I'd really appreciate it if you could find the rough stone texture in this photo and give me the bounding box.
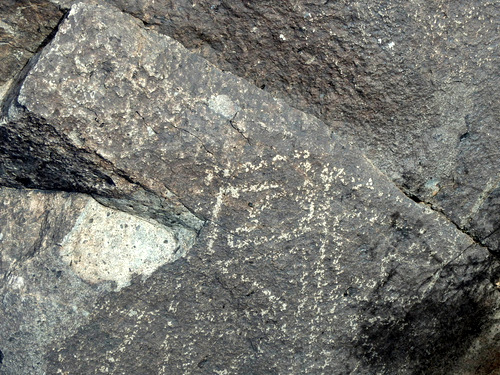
[49,0,500,255]
[0,0,63,103]
[0,188,104,375]
[0,187,198,374]
[59,197,197,290]
[451,311,500,375]
[0,3,499,373]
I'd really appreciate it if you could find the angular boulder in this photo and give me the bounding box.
[0,0,63,102]
[49,0,500,255]
[0,3,499,374]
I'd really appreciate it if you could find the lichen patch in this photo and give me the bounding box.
[59,198,190,290]
[208,94,240,119]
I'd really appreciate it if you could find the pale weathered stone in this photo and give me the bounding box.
[0,188,105,374]
[0,2,499,374]
[59,198,194,290]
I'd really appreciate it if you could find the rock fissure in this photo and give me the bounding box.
[88,146,205,229]
[228,112,251,144]
[163,119,216,157]
[2,88,205,234]
[400,185,499,259]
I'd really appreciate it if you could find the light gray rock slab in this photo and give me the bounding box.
[1,3,499,374]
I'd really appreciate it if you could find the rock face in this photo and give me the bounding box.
[0,187,195,373]
[0,186,200,374]
[0,3,499,374]
[48,0,500,257]
[0,0,63,101]
[0,189,189,374]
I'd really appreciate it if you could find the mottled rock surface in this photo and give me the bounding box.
[0,187,196,374]
[49,0,500,255]
[0,0,63,102]
[1,3,499,374]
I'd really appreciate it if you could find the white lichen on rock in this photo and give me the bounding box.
[59,198,188,290]
[208,94,240,119]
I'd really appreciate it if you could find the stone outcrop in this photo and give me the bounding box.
[0,0,63,101]
[0,188,195,373]
[0,1,499,374]
[47,0,500,257]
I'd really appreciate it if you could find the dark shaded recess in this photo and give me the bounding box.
[355,259,496,374]
[0,349,3,364]
[0,117,117,196]
[0,9,104,195]
[358,296,486,374]
[32,7,69,55]
[0,7,67,113]
[0,7,94,194]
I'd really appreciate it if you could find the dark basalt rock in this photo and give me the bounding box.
[0,186,200,374]
[0,188,107,375]
[0,0,63,102]
[49,0,500,255]
[0,3,498,374]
